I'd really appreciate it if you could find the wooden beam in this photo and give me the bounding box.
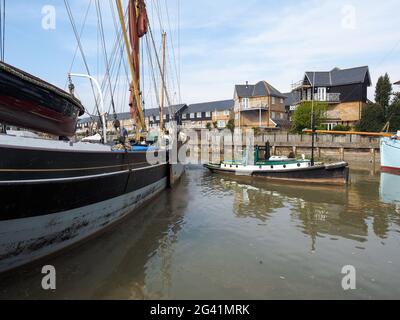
[303,130,393,137]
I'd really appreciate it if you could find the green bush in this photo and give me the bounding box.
[332,124,351,131]
[290,101,328,134]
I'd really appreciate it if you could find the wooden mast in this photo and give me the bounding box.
[159,31,166,132]
[115,0,146,132]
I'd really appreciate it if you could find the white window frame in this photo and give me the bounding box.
[206,111,211,117]
[190,113,195,119]
[242,98,249,109]
[317,87,327,101]
[182,113,187,119]
[272,97,276,104]
[196,112,202,118]
[271,111,276,119]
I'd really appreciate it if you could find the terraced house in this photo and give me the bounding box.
[181,100,234,129]
[291,66,372,129]
[234,81,289,130]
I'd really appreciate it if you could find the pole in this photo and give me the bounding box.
[311,72,316,166]
[69,73,107,144]
[159,31,166,132]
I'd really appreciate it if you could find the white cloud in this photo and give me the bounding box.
[178,0,400,104]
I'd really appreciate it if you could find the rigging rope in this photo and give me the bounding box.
[0,0,5,61]
[95,0,117,121]
[63,0,102,125]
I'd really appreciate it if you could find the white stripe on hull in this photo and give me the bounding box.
[0,177,167,273]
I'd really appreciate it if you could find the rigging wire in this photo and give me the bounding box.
[64,0,93,90]
[63,0,102,124]
[0,0,5,61]
[95,0,117,120]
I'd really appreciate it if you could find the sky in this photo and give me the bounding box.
[2,0,400,116]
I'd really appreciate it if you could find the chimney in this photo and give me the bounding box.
[245,81,249,88]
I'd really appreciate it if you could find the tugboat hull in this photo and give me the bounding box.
[204,162,349,185]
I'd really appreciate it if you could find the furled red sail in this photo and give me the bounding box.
[128,0,148,123]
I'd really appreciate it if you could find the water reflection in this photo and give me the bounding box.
[204,169,400,247]
[380,173,400,206]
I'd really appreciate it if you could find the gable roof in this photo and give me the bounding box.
[186,99,234,114]
[305,66,371,87]
[235,81,286,98]
[283,92,300,107]
[144,104,187,117]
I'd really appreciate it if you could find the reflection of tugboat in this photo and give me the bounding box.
[204,144,349,185]
[381,131,400,175]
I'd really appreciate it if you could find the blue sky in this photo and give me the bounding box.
[3,0,400,115]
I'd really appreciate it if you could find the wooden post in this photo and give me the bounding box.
[340,147,345,161]
[371,148,376,165]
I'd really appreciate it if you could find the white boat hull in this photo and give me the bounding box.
[381,137,400,174]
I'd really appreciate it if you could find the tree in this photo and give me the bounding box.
[386,93,400,131]
[356,103,385,132]
[375,73,392,116]
[226,119,235,133]
[206,122,212,131]
[290,101,328,134]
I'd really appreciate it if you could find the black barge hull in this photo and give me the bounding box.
[0,142,169,273]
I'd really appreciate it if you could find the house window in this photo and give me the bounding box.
[206,111,211,117]
[156,116,160,121]
[280,113,285,119]
[224,110,230,116]
[317,87,327,101]
[217,120,226,128]
[271,111,276,118]
[243,98,249,109]
[272,97,276,104]
[182,113,187,119]
[280,98,284,104]
[196,112,202,118]
[190,113,195,119]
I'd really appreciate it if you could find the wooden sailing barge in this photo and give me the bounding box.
[0,0,182,273]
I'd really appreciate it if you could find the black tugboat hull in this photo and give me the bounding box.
[204,162,349,186]
[0,62,85,137]
[0,138,169,273]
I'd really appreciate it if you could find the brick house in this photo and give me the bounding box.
[291,66,372,129]
[234,81,288,130]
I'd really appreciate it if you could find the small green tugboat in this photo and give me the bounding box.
[204,144,349,185]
